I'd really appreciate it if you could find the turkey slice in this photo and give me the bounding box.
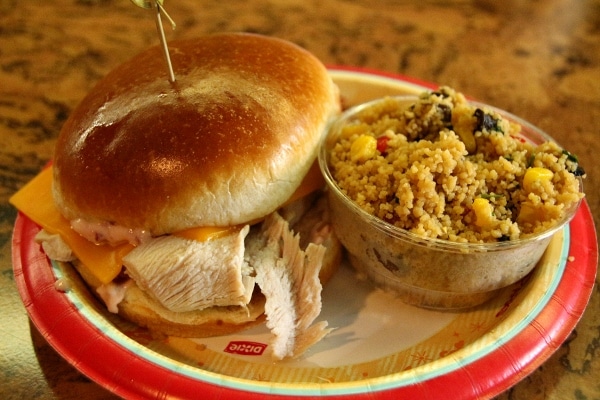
[122,225,254,313]
[246,212,331,360]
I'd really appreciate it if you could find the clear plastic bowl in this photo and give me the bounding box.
[319,96,583,309]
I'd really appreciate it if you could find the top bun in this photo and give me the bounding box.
[53,33,340,235]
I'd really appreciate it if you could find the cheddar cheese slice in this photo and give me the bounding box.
[10,167,131,284]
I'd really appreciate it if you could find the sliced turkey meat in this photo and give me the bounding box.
[122,225,254,313]
[34,230,76,262]
[246,212,331,360]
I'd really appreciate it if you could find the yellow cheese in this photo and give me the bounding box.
[284,160,325,205]
[9,162,325,285]
[9,167,132,284]
[173,225,242,241]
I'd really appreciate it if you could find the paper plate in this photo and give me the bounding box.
[12,68,598,399]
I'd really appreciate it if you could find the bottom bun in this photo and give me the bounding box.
[118,285,268,338]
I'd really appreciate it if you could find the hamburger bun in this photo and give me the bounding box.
[52,33,340,235]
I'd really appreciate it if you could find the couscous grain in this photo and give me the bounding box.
[328,87,585,244]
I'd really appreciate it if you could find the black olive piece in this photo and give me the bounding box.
[473,108,502,132]
[437,103,453,124]
[431,90,451,98]
[572,165,586,177]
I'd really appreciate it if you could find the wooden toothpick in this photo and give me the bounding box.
[154,0,176,82]
[130,0,176,83]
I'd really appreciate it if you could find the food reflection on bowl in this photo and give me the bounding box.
[319,88,585,309]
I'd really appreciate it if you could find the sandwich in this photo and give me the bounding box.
[10,33,342,360]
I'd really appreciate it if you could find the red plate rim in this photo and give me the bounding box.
[11,67,598,399]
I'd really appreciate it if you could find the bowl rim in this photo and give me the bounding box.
[318,95,583,253]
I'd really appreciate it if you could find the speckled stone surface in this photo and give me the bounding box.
[0,0,598,399]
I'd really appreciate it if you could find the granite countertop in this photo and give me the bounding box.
[1,0,598,398]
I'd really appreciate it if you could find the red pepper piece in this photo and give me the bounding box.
[377,136,390,154]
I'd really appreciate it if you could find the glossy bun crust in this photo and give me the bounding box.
[53,33,340,234]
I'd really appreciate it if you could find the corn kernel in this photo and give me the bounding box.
[517,203,540,225]
[350,135,378,162]
[473,197,495,228]
[523,167,553,192]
